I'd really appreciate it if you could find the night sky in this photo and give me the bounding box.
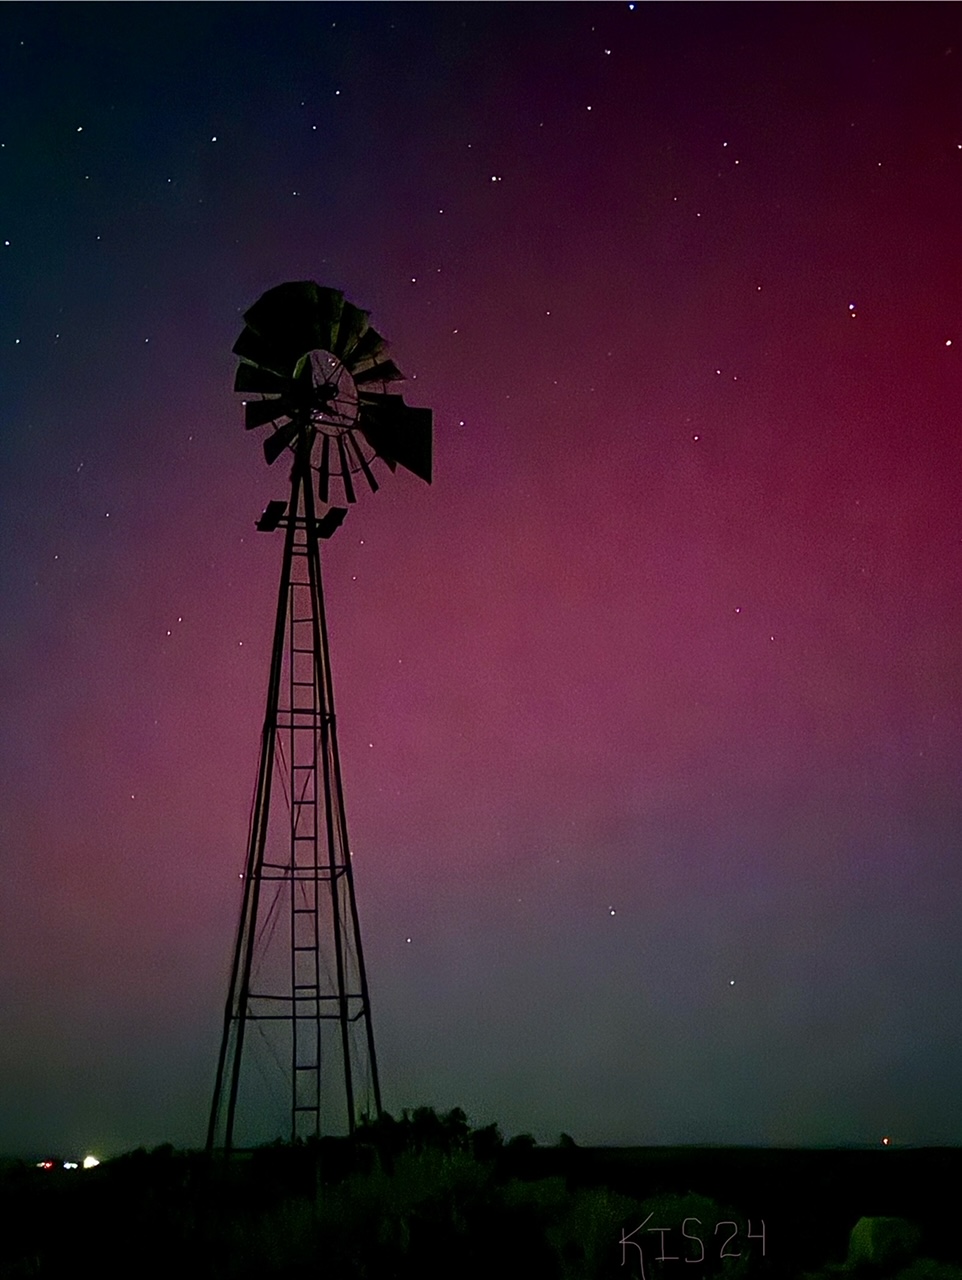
[2,2,962,1159]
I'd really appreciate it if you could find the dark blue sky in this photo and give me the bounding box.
[2,2,962,1158]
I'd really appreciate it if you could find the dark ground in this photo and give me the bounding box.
[1,1135,960,1279]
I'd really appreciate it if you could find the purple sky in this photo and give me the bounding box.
[2,2,962,1157]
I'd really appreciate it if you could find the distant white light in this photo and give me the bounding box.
[946,339,953,347]
[881,1136,891,1147]
[63,1161,78,1170]
[83,1155,100,1169]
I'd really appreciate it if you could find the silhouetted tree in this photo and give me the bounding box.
[441,1106,470,1151]
[470,1122,504,1163]
[506,1132,536,1151]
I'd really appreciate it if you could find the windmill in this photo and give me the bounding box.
[207,281,432,1153]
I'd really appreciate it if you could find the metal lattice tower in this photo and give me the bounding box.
[207,282,432,1153]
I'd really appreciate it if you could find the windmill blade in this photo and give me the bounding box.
[344,326,389,374]
[245,281,345,365]
[352,359,405,385]
[314,287,345,352]
[232,326,289,373]
[245,281,323,343]
[244,397,288,431]
[289,353,321,411]
[233,326,315,376]
[317,432,331,504]
[346,430,379,494]
[336,434,356,503]
[264,419,299,465]
[244,280,322,331]
[357,394,433,483]
[235,362,285,394]
[333,303,370,362]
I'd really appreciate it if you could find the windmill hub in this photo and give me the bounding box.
[298,349,358,424]
[233,281,433,505]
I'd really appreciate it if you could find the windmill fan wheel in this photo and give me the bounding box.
[233,281,432,504]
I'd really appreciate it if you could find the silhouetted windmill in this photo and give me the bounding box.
[207,282,432,1153]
